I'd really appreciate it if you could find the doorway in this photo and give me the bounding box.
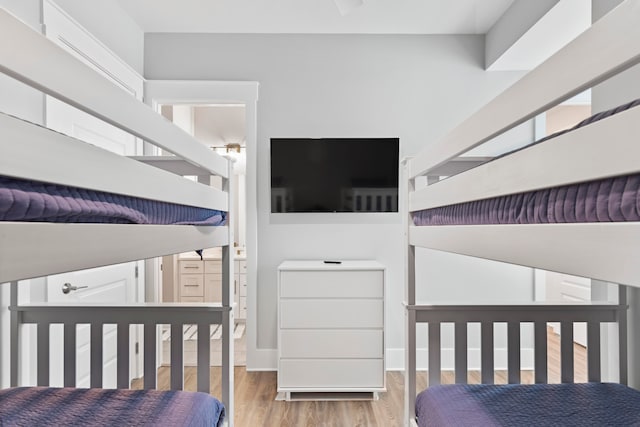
[145,79,258,370]
[159,103,247,366]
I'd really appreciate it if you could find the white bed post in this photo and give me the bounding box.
[618,285,628,386]
[403,158,417,427]
[9,281,18,387]
[221,159,235,426]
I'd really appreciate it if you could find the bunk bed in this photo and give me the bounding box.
[405,1,640,426]
[0,7,233,427]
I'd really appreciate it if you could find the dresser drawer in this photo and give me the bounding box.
[280,330,382,359]
[179,260,203,274]
[279,359,384,389]
[237,260,247,273]
[280,270,383,298]
[204,260,222,274]
[280,299,382,329]
[180,274,204,297]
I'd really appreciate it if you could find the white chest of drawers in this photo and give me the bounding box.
[277,260,385,398]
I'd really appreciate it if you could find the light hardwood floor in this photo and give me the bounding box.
[133,330,587,427]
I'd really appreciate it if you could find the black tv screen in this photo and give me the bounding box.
[270,138,399,213]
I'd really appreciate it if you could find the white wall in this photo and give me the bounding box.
[144,33,533,368]
[51,0,144,74]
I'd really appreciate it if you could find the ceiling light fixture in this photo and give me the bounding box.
[334,0,364,16]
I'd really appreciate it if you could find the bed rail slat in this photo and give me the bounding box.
[587,321,601,382]
[454,322,468,384]
[117,323,130,389]
[618,286,628,385]
[428,322,441,386]
[197,322,211,393]
[90,323,103,388]
[560,321,574,383]
[64,323,76,387]
[507,322,520,384]
[171,323,184,390]
[534,321,548,384]
[143,323,157,389]
[37,323,50,386]
[481,322,494,384]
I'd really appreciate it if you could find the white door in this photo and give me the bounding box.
[47,264,136,388]
[546,272,590,346]
[41,0,145,387]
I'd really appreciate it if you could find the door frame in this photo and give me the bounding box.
[144,80,260,368]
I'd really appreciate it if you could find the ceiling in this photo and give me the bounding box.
[115,0,515,35]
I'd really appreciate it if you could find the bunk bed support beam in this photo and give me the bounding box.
[619,285,628,385]
[409,224,640,289]
[9,282,18,387]
[0,223,229,284]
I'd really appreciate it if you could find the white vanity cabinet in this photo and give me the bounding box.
[178,257,246,320]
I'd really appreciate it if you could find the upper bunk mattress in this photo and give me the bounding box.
[416,382,640,427]
[0,176,226,225]
[412,99,640,226]
[0,387,225,426]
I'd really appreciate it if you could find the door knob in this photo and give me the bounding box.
[62,282,88,294]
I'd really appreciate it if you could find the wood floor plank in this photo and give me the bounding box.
[132,329,586,426]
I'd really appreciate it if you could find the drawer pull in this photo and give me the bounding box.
[184,266,200,269]
[184,284,201,287]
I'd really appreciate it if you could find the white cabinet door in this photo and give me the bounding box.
[47,263,136,388]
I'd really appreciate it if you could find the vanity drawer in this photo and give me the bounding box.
[179,260,203,274]
[180,274,204,297]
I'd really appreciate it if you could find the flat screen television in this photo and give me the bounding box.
[270,138,399,213]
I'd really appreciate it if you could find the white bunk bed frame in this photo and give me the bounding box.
[405,1,640,426]
[0,8,235,426]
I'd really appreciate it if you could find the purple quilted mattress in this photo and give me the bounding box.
[416,382,640,427]
[0,176,227,226]
[0,387,225,426]
[412,99,640,226]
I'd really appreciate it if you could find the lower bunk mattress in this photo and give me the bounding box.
[415,382,640,427]
[0,176,226,225]
[0,387,225,426]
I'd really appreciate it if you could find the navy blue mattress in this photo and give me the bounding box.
[416,383,640,427]
[412,99,640,226]
[0,176,227,226]
[0,387,225,426]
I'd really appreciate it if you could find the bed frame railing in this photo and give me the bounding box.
[9,283,233,404]
[409,0,640,180]
[0,8,227,178]
[405,293,628,426]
